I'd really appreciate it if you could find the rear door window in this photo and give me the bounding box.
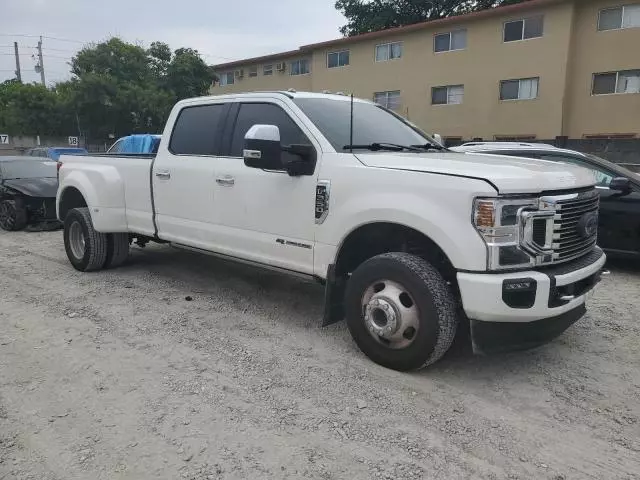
[169,104,228,156]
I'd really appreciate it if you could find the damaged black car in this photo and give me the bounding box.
[0,157,60,231]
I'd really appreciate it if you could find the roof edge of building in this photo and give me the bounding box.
[213,0,563,70]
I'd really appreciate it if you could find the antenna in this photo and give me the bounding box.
[349,93,354,153]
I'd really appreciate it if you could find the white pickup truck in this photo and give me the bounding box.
[56,91,607,371]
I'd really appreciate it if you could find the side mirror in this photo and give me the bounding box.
[432,133,443,146]
[610,177,631,193]
[243,124,316,176]
[244,124,283,170]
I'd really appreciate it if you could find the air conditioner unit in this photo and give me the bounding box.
[234,69,244,79]
[276,62,286,72]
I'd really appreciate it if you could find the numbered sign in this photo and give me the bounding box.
[68,136,79,146]
[0,134,8,145]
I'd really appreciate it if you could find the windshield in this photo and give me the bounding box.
[584,153,638,178]
[1,160,57,179]
[293,98,435,151]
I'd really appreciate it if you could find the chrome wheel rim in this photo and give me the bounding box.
[68,221,86,260]
[362,279,419,349]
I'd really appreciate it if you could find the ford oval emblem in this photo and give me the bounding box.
[578,212,598,239]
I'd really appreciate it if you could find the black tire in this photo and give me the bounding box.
[0,199,28,231]
[63,207,108,272]
[105,233,130,269]
[345,252,458,371]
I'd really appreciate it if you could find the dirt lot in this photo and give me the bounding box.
[0,229,639,480]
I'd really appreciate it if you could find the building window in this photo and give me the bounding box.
[494,135,537,141]
[434,30,467,52]
[593,70,640,95]
[290,59,310,76]
[373,90,401,110]
[598,4,640,30]
[500,77,539,100]
[219,72,234,86]
[263,64,273,76]
[503,16,544,42]
[375,42,403,61]
[249,66,258,78]
[431,85,464,105]
[327,50,350,68]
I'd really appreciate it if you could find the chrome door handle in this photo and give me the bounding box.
[216,176,235,186]
[155,171,171,179]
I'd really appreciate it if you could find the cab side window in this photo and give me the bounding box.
[170,104,227,156]
[229,103,312,168]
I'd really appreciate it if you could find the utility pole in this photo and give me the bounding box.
[37,36,45,86]
[13,42,22,82]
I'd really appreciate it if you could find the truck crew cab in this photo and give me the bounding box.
[56,91,607,371]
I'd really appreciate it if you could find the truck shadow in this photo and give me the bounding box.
[123,244,597,379]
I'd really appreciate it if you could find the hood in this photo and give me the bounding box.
[3,177,58,198]
[355,151,597,194]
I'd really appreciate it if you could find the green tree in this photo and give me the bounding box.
[164,47,216,100]
[336,0,527,36]
[60,37,214,142]
[0,37,215,143]
[0,80,72,136]
[71,38,151,84]
[148,41,172,78]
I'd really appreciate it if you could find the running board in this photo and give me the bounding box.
[170,243,319,283]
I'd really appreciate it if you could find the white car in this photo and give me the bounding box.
[56,92,607,370]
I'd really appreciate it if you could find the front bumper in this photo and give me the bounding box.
[469,304,586,354]
[457,248,607,352]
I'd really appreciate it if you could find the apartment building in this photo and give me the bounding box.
[212,0,640,142]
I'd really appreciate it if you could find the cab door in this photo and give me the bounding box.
[152,102,231,250]
[211,100,320,274]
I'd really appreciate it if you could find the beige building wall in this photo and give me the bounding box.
[213,0,640,141]
[565,0,640,138]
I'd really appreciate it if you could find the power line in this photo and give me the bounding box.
[43,47,78,53]
[43,35,86,44]
[0,52,70,59]
[0,34,87,44]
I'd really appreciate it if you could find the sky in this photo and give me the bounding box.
[0,0,346,85]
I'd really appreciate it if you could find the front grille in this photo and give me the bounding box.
[551,191,599,262]
[520,188,600,266]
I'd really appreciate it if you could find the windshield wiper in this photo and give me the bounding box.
[343,142,423,152]
[410,142,448,151]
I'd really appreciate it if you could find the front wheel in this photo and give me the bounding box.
[345,252,458,371]
[63,207,108,272]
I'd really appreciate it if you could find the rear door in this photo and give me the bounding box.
[152,101,231,249]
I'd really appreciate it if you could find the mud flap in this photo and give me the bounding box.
[470,304,586,355]
[322,264,346,326]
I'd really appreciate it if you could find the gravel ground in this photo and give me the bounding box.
[0,229,639,480]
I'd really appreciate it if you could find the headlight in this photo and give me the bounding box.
[473,197,538,270]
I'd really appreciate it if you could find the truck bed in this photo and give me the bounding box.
[58,153,157,237]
